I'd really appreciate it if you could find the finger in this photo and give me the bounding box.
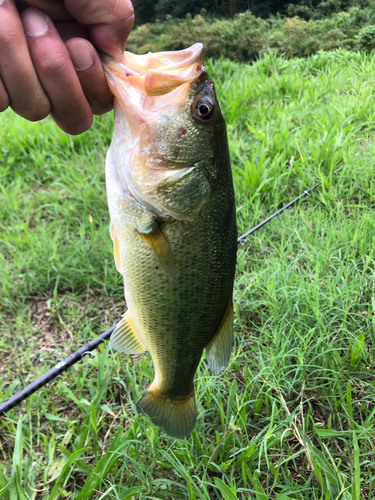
[0,0,51,120]
[64,0,134,61]
[66,38,113,115]
[15,0,71,21]
[22,8,93,134]
[0,77,10,112]
[55,20,88,43]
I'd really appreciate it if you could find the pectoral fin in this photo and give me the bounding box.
[205,300,234,375]
[110,312,146,354]
[136,219,177,282]
[109,223,122,274]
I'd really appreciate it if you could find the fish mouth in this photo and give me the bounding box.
[101,43,204,97]
[124,43,204,75]
[102,45,208,218]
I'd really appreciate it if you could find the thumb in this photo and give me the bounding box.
[64,0,134,61]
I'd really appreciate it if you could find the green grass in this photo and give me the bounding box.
[1,49,375,499]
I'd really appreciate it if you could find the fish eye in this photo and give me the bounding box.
[194,98,214,121]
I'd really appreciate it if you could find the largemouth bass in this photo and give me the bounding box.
[102,43,237,439]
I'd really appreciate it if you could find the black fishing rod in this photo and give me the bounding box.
[0,326,116,417]
[0,169,340,417]
[238,167,341,242]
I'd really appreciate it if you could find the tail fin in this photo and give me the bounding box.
[136,389,196,439]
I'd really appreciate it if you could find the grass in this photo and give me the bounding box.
[0,48,375,499]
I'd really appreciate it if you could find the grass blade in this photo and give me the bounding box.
[214,478,238,500]
[352,432,360,500]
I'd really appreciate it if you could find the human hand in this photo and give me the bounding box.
[0,0,134,134]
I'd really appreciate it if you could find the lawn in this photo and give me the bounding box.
[0,49,375,499]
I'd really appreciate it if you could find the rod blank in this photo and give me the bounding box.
[237,168,341,243]
[0,326,116,417]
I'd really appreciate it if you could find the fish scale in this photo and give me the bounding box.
[102,43,237,438]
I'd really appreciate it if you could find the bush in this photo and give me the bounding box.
[126,3,375,62]
[355,24,375,51]
[127,12,272,62]
[269,17,320,57]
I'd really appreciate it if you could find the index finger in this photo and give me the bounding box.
[64,0,134,61]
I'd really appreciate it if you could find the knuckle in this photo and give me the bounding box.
[65,120,92,135]
[0,27,19,53]
[0,99,9,113]
[37,51,70,76]
[10,88,51,121]
[91,101,113,116]
[54,110,93,135]
[21,105,50,122]
[119,0,135,22]
[108,0,134,25]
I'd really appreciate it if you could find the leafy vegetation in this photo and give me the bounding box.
[127,2,375,61]
[132,0,373,24]
[1,49,375,498]
[132,0,286,24]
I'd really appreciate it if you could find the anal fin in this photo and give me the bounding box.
[110,312,146,354]
[136,219,177,282]
[205,300,234,375]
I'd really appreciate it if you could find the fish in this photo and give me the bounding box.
[101,43,237,439]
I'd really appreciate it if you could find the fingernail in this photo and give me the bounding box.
[22,9,50,37]
[69,41,94,72]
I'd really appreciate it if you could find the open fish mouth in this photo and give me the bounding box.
[102,43,215,219]
[102,43,204,97]
[101,43,206,137]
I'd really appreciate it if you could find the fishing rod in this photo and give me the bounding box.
[0,326,116,417]
[0,169,340,417]
[238,167,341,243]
